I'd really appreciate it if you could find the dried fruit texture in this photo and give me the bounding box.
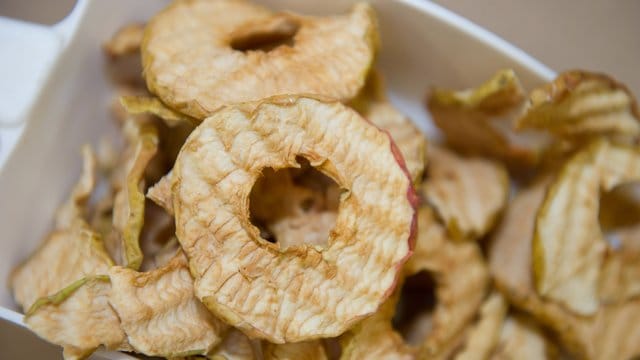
[533,140,640,315]
[599,230,640,304]
[491,315,556,360]
[353,71,427,184]
[147,171,174,215]
[454,293,508,360]
[263,341,328,360]
[103,23,145,58]
[423,145,509,240]
[490,181,640,360]
[24,276,128,360]
[427,69,543,167]
[108,120,159,269]
[10,143,111,316]
[209,329,256,360]
[172,96,416,342]
[142,0,378,118]
[108,252,227,357]
[405,207,489,358]
[120,95,197,127]
[516,70,640,139]
[55,145,97,229]
[10,223,113,312]
[269,211,337,250]
[339,288,415,360]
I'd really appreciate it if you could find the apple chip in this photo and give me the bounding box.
[24,276,128,360]
[142,0,378,118]
[55,145,97,229]
[109,120,159,269]
[598,227,640,304]
[172,95,416,342]
[516,70,640,139]
[339,287,415,360]
[209,329,256,360]
[491,315,556,360]
[269,211,336,251]
[423,145,509,240]
[120,95,197,127]
[103,23,144,58]
[263,341,328,360]
[533,140,640,314]
[490,180,640,360]
[353,71,427,184]
[405,207,489,358]
[147,171,174,215]
[10,223,113,312]
[454,293,508,360]
[427,69,543,167]
[108,251,227,357]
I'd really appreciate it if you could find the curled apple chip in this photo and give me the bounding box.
[492,315,556,360]
[423,145,509,240]
[599,228,640,304]
[490,181,640,360]
[427,69,544,167]
[339,287,415,360]
[120,95,197,127]
[103,23,145,58]
[108,251,227,357]
[142,0,378,118]
[405,207,489,358]
[209,329,256,360]
[353,71,427,184]
[109,120,159,269]
[516,71,640,138]
[55,145,97,229]
[172,95,416,342]
[533,140,640,315]
[454,293,508,360]
[147,171,174,215]
[263,341,328,360]
[24,276,128,360]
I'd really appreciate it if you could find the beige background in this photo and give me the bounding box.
[2,0,639,94]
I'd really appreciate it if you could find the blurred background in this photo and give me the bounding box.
[1,0,639,95]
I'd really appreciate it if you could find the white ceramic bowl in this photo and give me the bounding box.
[0,1,554,358]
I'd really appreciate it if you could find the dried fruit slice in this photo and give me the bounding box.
[109,120,159,269]
[103,23,145,58]
[263,341,328,360]
[598,226,640,304]
[209,329,256,360]
[10,223,113,311]
[491,315,556,360]
[405,207,489,358]
[427,69,544,167]
[423,145,509,240]
[120,95,197,127]
[172,95,416,342]
[147,171,174,215]
[24,276,128,360]
[55,145,97,229]
[339,287,415,360]
[108,251,227,357]
[269,211,336,251]
[353,71,427,184]
[142,0,378,118]
[454,293,508,360]
[490,181,640,360]
[533,140,640,315]
[516,71,640,138]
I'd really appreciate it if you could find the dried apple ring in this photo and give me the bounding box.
[142,0,378,118]
[172,95,417,343]
[533,140,640,315]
